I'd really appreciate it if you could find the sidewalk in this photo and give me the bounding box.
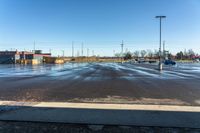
[1,101,200,128]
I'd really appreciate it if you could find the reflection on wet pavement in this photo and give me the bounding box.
[0,63,200,80]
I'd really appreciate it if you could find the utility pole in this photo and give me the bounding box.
[155,16,166,71]
[92,50,94,56]
[62,50,64,57]
[81,42,84,57]
[72,41,74,57]
[77,50,80,57]
[33,41,36,53]
[87,48,89,62]
[87,48,89,57]
[121,40,124,63]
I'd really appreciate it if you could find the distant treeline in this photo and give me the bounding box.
[114,49,199,60]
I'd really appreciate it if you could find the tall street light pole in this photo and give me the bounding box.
[121,40,124,63]
[155,16,166,71]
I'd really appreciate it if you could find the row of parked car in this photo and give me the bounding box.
[128,58,176,65]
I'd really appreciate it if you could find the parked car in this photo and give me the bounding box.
[164,60,176,65]
[193,59,200,63]
[138,58,145,63]
[149,60,157,64]
[128,59,137,64]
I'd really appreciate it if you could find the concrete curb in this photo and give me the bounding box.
[1,101,200,128]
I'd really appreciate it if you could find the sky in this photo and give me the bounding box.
[0,0,200,56]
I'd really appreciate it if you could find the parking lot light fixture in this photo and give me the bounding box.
[155,16,166,71]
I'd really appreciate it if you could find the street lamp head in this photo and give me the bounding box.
[155,16,166,18]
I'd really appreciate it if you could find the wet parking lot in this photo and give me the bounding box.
[0,62,200,106]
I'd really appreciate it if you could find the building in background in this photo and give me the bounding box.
[0,50,51,64]
[0,51,20,64]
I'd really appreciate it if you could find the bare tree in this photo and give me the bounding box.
[114,53,121,58]
[188,49,195,59]
[133,50,140,58]
[154,49,159,58]
[188,49,195,55]
[146,49,153,58]
[124,52,133,60]
[176,51,184,60]
[140,50,147,58]
[184,49,188,56]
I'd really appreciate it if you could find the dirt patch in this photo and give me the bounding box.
[68,96,189,105]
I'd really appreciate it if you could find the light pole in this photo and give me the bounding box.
[121,40,124,63]
[155,16,166,71]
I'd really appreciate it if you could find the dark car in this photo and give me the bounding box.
[164,60,176,65]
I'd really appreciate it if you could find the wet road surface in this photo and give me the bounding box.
[0,62,200,106]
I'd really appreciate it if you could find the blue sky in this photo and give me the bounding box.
[0,0,200,56]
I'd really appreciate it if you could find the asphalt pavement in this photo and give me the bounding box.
[0,62,200,105]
